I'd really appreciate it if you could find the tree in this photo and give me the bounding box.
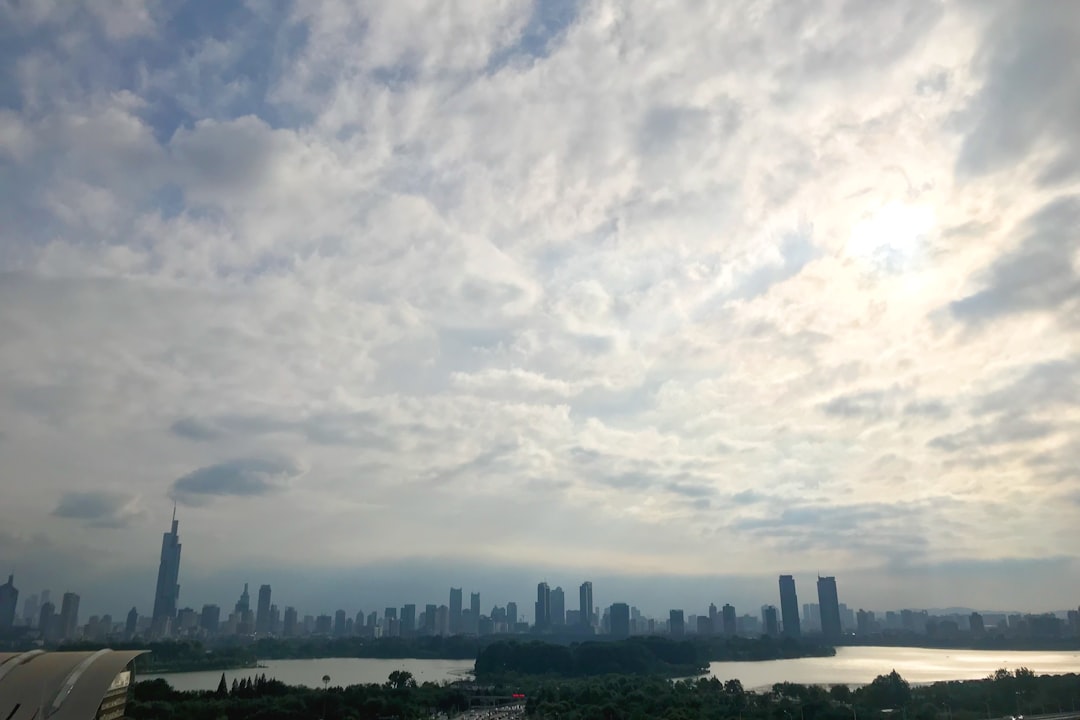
[865,670,912,709]
[216,672,228,697]
[387,670,416,690]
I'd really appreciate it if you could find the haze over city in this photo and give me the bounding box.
[1,0,1078,620]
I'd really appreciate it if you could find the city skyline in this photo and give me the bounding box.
[2,1,1079,618]
[3,515,1077,641]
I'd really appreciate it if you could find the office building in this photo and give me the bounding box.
[817,576,842,641]
[535,582,551,630]
[22,593,39,627]
[0,574,17,631]
[669,609,685,637]
[283,606,298,637]
[235,583,250,614]
[449,587,463,634]
[722,603,736,636]
[803,603,821,632]
[39,601,57,643]
[334,609,347,637]
[970,612,985,635]
[199,604,220,634]
[857,609,876,635]
[579,581,593,627]
[256,585,272,635]
[125,607,138,639]
[506,601,518,627]
[435,605,449,636]
[424,604,437,635]
[762,605,779,637]
[315,614,332,635]
[778,575,801,637]
[151,508,182,637]
[401,603,416,636]
[60,592,80,641]
[610,603,630,639]
[551,586,565,625]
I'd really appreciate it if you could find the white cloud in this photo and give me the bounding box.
[0,0,1078,615]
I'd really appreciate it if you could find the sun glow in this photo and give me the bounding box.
[847,203,935,272]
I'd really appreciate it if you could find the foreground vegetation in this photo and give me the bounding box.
[129,666,1080,720]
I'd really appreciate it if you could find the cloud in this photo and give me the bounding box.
[928,414,1057,453]
[170,416,221,441]
[818,390,887,420]
[903,399,951,419]
[1,0,1080,614]
[52,491,142,528]
[950,195,1080,324]
[957,3,1080,185]
[170,458,302,506]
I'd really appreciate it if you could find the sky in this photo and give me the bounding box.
[0,0,1078,620]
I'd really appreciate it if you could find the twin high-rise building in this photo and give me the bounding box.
[779,575,801,637]
[151,508,182,637]
[579,581,593,628]
[535,582,551,629]
[817,575,843,641]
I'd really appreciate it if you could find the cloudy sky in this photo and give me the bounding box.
[1,0,1078,620]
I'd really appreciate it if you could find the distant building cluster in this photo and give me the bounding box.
[3,515,1080,647]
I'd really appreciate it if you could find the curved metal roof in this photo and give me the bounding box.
[0,649,147,720]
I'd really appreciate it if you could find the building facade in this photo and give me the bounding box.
[151,510,182,637]
[778,575,801,637]
[817,576,842,641]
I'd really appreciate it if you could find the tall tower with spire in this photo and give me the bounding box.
[151,505,182,637]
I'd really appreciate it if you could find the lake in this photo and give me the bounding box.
[143,646,1080,692]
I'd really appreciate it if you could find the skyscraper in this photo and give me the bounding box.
[0,574,17,631]
[817,576,842,641]
[60,592,80,641]
[449,587,462,634]
[550,586,565,625]
[669,609,685,637]
[778,575,801,638]
[283,607,298,637]
[39,601,57,643]
[151,507,182,637]
[22,593,38,627]
[610,603,630,639]
[424,604,437,635]
[125,607,138,639]
[201,604,221,634]
[721,603,736,636]
[469,592,481,634]
[762,605,779,637]
[401,604,416,636]
[506,601,518,628]
[235,583,250,614]
[579,581,593,628]
[535,582,551,630]
[256,585,272,635]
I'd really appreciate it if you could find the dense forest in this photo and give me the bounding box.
[128,667,1080,720]
[474,636,835,679]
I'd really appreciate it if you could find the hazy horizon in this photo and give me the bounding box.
[1,1,1078,622]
